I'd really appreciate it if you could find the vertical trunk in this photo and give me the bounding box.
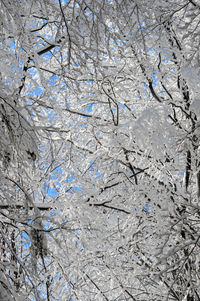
[196,169,200,198]
[185,150,191,192]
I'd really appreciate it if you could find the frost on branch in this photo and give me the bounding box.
[0,0,200,300]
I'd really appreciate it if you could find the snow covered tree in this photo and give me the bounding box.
[0,0,200,300]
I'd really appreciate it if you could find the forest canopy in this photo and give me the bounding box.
[0,0,200,300]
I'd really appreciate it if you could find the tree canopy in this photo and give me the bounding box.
[0,0,200,300]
